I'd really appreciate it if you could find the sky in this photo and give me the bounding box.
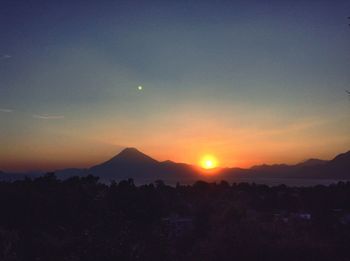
[0,0,350,172]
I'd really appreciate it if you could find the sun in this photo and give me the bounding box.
[200,155,218,169]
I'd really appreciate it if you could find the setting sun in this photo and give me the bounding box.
[200,155,218,169]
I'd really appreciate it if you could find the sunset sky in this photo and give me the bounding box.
[1,0,350,172]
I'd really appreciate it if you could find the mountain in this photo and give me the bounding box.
[100,147,159,165]
[296,158,328,167]
[88,148,350,182]
[89,148,158,177]
[50,149,350,182]
[329,151,350,166]
[319,151,350,179]
[234,152,349,179]
[2,148,349,183]
[89,148,199,182]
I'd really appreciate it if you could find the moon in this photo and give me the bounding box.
[138,85,143,91]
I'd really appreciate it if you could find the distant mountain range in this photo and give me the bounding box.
[1,148,350,183]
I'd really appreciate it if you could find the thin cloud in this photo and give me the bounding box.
[0,108,13,113]
[1,54,11,59]
[33,114,64,120]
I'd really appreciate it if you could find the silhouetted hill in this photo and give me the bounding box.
[248,164,293,177]
[330,151,350,166]
[234,152,349,179]
[89,148,198,182]
[88,148,350,181]
[319,151,350,179]
[296,158,328,167]
[2,149,349,183]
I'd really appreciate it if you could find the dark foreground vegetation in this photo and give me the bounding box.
[1,173,350,261]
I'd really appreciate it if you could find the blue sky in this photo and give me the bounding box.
[0,0,349,171]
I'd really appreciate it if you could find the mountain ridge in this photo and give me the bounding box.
[97,147,159,166]
[1,148,349,183]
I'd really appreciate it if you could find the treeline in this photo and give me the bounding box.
[0,173,350,261]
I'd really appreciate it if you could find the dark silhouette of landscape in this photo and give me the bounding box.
[1,173,350,260]
[1,151,350,261]
[1,147,349,184]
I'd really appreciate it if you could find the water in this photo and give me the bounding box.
[226,177,345,187]
[101,177,347,187]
